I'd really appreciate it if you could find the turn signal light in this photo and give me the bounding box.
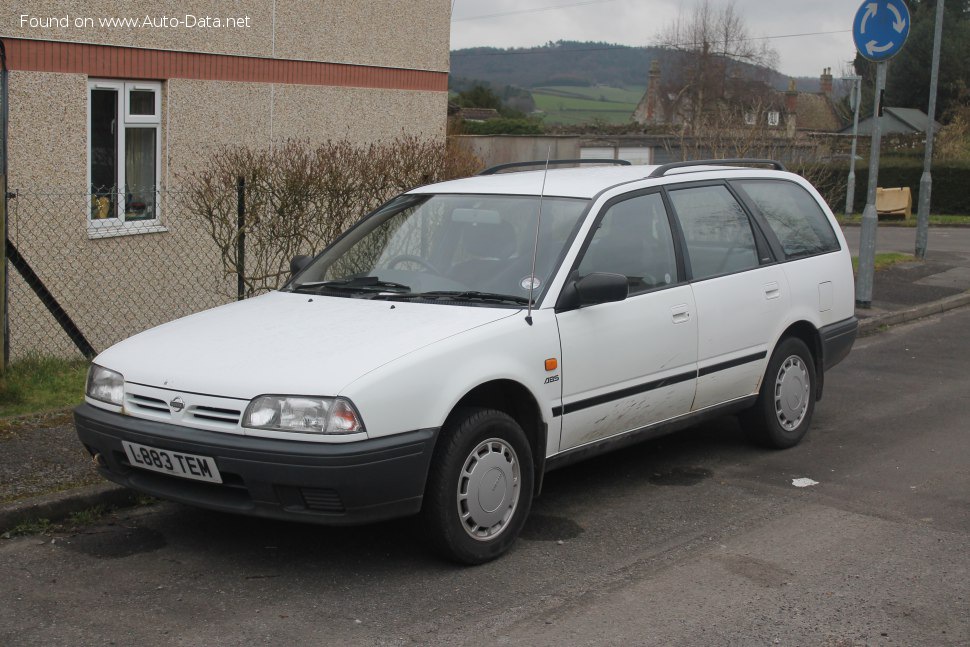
[545,358,558,371]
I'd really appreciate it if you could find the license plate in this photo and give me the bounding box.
[122,440,223,484]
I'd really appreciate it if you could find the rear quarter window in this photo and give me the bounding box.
[734,180,840,259]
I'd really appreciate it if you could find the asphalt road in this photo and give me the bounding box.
[2,308,968,646]
[841,224,970,256]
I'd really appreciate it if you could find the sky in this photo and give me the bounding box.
[450,0,863,79]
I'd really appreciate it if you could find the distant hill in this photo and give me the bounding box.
[450,41,829,127]
[450,41,822,95]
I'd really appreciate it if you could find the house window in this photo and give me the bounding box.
[88,80,163,235]
[767,110,780,127]
[744,112,756,126]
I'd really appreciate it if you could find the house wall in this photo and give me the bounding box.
[5,0,448,71]
[1,2,449,358]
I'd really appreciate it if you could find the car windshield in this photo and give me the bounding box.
[286,193,590,304]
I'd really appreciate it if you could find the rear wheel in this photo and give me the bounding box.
[422,408,534,564]
[744,337,817,449]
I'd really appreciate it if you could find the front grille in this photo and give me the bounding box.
[190,405,242,425]
[126,393,171,416]
[301,487,345,512]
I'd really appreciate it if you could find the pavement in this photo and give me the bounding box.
[2,224,969,534]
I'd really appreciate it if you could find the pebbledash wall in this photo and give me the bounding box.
[1,1,450,358]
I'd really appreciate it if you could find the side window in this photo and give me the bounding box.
[668,185,758,281]
[734,180,840,259]
[577,193,677,295]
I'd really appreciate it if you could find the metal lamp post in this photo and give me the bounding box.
[843,75,863,217]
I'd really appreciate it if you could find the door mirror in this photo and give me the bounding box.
[290,255,312,277]
[556,272,629,312]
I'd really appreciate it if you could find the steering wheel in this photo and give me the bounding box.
[384,254,443,275]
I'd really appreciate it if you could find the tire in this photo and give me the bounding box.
[422,408,534,565]
[743,337,817,449]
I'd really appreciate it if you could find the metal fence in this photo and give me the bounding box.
[5,186,238,360]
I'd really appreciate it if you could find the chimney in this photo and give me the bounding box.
[820,67,833,95]
[646,59,661,123]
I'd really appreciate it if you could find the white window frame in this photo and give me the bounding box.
[124,82,162,124]
[767,110,781,127]
[87,79,165,238]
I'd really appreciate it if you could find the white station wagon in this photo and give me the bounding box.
[76,159,858,563]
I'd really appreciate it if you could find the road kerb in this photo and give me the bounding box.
[858,289,970,335]
[0,483,138,534]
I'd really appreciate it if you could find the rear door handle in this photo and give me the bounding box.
[764,282,781,300]
[671,304,691,324]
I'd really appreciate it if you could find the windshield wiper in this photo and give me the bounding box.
[291,277,411,294]
[381,290,531,305]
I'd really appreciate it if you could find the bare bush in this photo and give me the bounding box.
[184,136,482,296]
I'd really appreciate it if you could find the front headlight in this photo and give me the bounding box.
[86,364,124,406]
[242,396,365,435]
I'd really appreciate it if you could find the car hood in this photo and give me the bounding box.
[95,291,519,399]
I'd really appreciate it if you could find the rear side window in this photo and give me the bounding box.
[667,185,758,281]
[734,180,840,259]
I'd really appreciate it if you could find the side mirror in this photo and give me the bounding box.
[290,255,312,277]
[556,272,629,312]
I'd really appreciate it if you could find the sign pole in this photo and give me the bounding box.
[844,76,862,217]
[915,0,944,260]
[855,62,886,308]
[851,0,909,308]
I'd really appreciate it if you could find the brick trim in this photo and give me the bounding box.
[2,38,447,91]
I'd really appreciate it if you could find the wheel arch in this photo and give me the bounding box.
[777,320,824,400]
[441,379,548,496]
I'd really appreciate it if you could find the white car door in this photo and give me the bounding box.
[666,183,789,411]
[555,191,698,452]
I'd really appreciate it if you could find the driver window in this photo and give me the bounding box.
[577,192,678,295]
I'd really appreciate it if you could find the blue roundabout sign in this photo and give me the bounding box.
[853,0,911,61]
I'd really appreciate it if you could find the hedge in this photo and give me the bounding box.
[801,161,970,215]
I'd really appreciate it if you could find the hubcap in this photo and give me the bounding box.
[774,355,810,431]
[456,438,521,541]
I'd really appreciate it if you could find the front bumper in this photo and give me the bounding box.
[74,403,438,525]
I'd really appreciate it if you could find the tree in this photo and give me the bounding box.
[455,84,503,110]
[656,0,778,134]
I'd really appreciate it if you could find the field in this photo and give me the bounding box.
[531,85,644,126]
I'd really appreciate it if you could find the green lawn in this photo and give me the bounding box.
[837,214,970,227]
[0,357,88,419]
[851,252,917,273]
[532,85,642,126]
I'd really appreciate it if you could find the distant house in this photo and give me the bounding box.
[632,64,849,135]
[841,107,941,136]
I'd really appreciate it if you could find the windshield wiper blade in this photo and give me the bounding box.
[292,277,411,293]
[383,290,531,305]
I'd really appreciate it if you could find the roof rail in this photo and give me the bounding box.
[647,158,786,178]
[478,159,631,176]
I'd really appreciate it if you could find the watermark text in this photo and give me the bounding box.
[19,14,252,30]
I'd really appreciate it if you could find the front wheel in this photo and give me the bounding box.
[422,408,534,564]
[743,337,817,449]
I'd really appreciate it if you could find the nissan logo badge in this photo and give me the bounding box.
[170,397,185,412]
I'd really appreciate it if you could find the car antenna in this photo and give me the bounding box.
[525,148,551,326]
